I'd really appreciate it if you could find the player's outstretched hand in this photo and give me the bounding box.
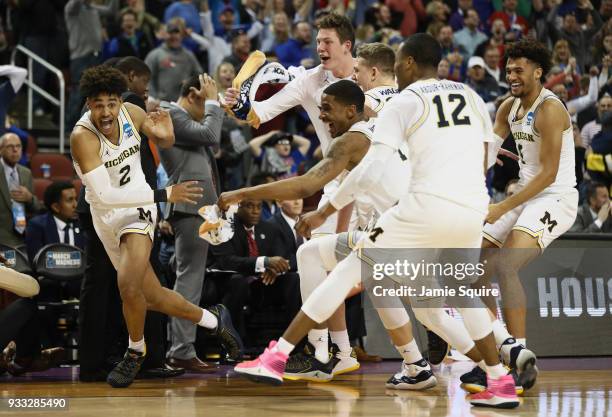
[485,203,506,224]
[222,88,239,107]
[295,210,327,239]
[217,190,244,211]
[167,181,204,204]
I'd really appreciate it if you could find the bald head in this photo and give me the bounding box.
[0,133,22,167]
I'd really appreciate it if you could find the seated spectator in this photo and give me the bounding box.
[552,39,576,73]
[582,94,612,150]
[453,8,488,57]
[570,181,612,232]
[275,21,317,69]
[437,57,452,80]
[368,3,393,31]
[250,131,311,180]
[268,199,304,271]
[103,9,153,60]
[587,112,612,192]
[386,0,426,37]
[144,19,202,102]
[223,30,253,73]
[0,133,40,248]
[261,12,291,53]
[25,182,83,262]
[120,0,161,48]
[209,199,301,341]
[465,56,501,107]
[250,173,279,220]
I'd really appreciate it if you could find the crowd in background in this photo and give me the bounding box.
[1,0,612,378]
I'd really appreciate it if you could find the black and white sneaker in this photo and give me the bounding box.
[206,304,244,361]
[425,329,449,365]
[500,338,538,390]
[460,365,524,395]
[385,359,437,390]
[283,342,335,382]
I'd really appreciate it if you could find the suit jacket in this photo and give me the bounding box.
[0,162,41,247]
[268,211,301,271]
[160,101,224,217]
[569,203,612,233]
[24,212,85,262]
[209,217,285,276]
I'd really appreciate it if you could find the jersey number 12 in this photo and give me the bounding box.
[432,94,471,128]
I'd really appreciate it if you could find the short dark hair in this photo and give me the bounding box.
[323,80,365,113]
[180,75,201,97]
[356,43,395,76]
[116,56,151,77]
[316,13,355,51]
[504,38,551,83]
[587,181,608,201]
[102,57,121,68]
[120,8,137,22]
[399,33,442,68]
[80,65,127,99]
[251,172,278,186]
[44,181,74,212]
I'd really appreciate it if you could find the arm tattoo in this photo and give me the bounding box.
[309,139,350,179]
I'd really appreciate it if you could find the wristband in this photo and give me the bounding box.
[154,189,168,203]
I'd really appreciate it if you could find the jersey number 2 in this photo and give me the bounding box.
[119,165,131,186]
[432,94,471,128]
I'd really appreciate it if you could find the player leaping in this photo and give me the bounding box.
[71,67,243,388]
[462,38,578,393]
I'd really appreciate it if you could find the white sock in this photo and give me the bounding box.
[491,320,513,348]
[128,337,145,354]
[308,328,329,363]
[275,338,295,356]
[330,330,351,357]
[517,338,526,347]
[486,363,507,379]
[198,308,218,329]
[395,339,423,364]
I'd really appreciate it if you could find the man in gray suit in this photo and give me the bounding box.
[160,74,225,372]
[570,181,612,233]
[0,133,41,247]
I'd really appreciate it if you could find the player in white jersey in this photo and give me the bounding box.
[223,13,357,236]
[231,34,520,409]
[218,80,436,389]
[465,39,578,393]
[71,67,243,388]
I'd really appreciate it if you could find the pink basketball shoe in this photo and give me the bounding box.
[234,341,288,385]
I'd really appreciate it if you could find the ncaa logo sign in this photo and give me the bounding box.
[526,112,534,126]
[123,122,134,137]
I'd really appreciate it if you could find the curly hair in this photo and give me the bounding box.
[79,65,127,99]
[505,39,552,83]
[316,13,355,51]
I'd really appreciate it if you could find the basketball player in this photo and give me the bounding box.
[218,79,437,389]
[232,34,520,409]
[465,38,578,392]
[71,66,243,388]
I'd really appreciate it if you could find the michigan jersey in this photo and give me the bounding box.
[73,105,149,209]
[507,87,576,194]
[374,79,493,213]
[365,85,399,113]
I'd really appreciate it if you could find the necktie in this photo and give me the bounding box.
[247,229,259,257]
[63,223,71,245]
[9,170,25,235]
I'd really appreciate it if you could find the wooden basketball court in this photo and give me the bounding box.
[1,359,611,416]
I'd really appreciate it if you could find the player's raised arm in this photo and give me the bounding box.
[125,101,175,149]
[217,132,369,210]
